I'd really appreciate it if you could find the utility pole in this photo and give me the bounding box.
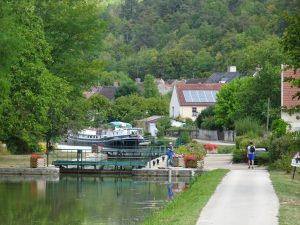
[267,97,270,134]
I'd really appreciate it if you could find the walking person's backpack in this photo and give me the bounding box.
[249,145,255,153]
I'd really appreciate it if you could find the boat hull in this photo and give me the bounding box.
[63,135,146,148]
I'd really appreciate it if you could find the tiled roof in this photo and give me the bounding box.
[176,83,222,106]
[282,69,300,109]
[185,78,207,84]
[204,72,240,83]
[99,86,118,100]
[83,86,117,100]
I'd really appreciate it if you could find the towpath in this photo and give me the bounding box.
[196,154,279,225]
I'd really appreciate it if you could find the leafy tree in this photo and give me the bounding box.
[214,79,248,129]
[236,64,281,125]
[112,94,147,122]
[145,96,169,116]
[229,36,284,76]
[86,95,112,127]
[143,74,159,98]
[281,13,300,69]
[115,80,140,98]
[35,0,106,91]
[156,116,171,137]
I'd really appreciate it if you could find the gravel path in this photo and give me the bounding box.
[197,154,279,225]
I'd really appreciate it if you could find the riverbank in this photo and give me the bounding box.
[0,155,31,168]
[270,170,300,225]
[143,169,228,225]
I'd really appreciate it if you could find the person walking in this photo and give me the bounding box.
[167,142,174,167]
[247,142,256,169]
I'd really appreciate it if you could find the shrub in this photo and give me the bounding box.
[217,146,234,154]
[175,141,206,157]
[268,134,300,172]
[183,154,204,162]
[269,135,292,162]
[255,152,270,165]
[180,131,191,144]
[235,135,270,151]
[233,149,245,163]
[270,154,293,172]
[203,143,218,151]
[271,119,288,138]
[234,117,264,137]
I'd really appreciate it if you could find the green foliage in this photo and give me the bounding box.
[233,149,244,163]
[271,119,289,138]
[113,94,146,122]
[217,146,234,154]
[271,154,293,173]
[179,131,191,145]
[214,79,248,129]
[86,95,113,126]
[269,135,294,163]
[235,64,281,124]
[234,117,264,137]
[255,152,270,165]
[184,118,195,127]
[196,106,221,130]
[215,63,281,129]
[175,141,206,157]
[36,0,106,91]
[201,117,221,130]
[143,74,159,98]
[156,116,171,138]
[144,96,169,116]
[235,135,270,151]
[115,81,140,98]
[282,13,300,69]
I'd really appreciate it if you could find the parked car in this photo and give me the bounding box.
[244,147,268,165]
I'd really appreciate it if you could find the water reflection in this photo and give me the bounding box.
[0,175,189,225]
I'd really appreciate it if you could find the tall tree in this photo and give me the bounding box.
[282,13,300,69]
[35,0,106,91]
[143,74,159,98]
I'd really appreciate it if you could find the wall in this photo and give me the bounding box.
[179,106,207,121]
[169,87,180,118]
[196,129,218,140]
[281,112,300,131]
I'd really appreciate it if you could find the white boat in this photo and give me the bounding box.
[63,122,147,148]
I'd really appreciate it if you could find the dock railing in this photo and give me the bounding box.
[49,145,168,169]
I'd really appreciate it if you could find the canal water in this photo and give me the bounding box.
[0,175,189,225]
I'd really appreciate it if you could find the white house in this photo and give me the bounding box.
[281,67,300,131]
[169,83,222,121]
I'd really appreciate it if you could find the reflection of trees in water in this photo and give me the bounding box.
[0,181,85,225]
[0,176,186,225]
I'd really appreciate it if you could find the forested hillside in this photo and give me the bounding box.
[99,0,299,80]
[0,0,299,153]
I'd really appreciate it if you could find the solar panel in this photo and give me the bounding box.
[183,90,218,103]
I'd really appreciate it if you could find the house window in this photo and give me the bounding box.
[192,107,198,117]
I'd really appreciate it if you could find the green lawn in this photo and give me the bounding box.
[143,169,229,225]
[0,155,31,168]
[270,170,300,225]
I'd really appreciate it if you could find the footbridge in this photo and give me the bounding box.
[51,146,168,171]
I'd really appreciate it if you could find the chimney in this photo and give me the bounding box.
[228,66,237,73]
[113,81,119,87]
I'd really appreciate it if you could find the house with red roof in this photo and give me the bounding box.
[169,83,222,121]
[281,67,300,131]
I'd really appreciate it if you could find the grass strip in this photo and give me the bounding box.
[143,169,229,225]
[270,170,300,225]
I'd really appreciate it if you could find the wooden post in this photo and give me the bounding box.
[292,166,297,180]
